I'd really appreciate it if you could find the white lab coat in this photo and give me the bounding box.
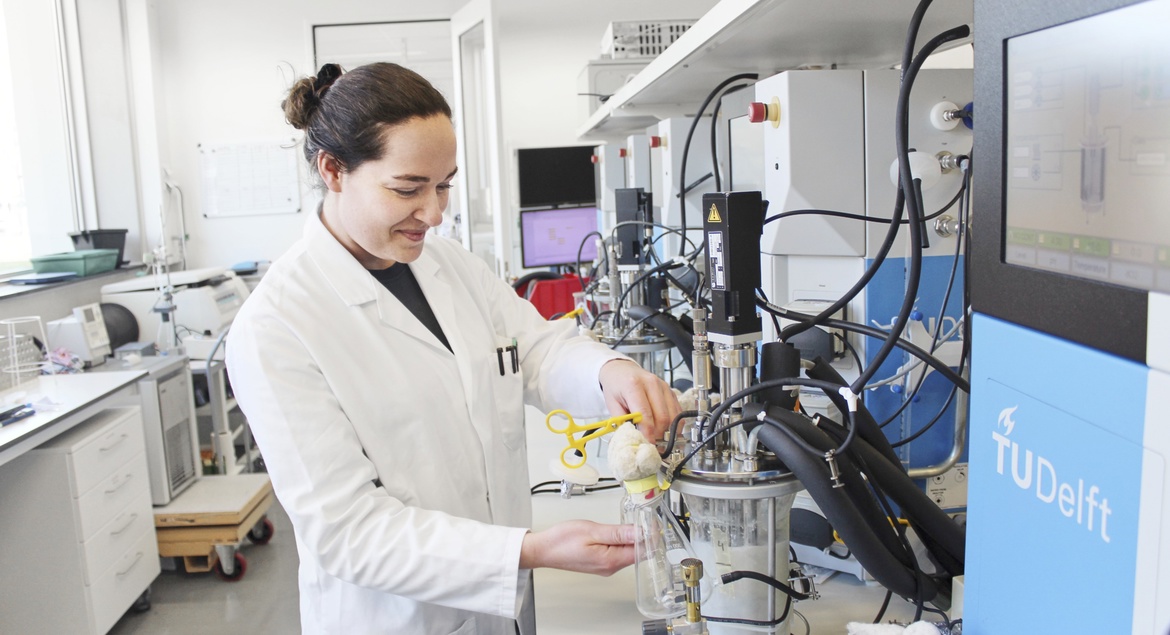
[226,210,623,635]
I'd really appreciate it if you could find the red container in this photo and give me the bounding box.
[519,274,586,319]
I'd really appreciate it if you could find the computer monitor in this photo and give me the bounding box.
[519,206,600,269]
[516,146,597,209]
[972,0,1170,362]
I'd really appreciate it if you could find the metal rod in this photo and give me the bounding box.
[767,496,777,632]
[907,366,970,479]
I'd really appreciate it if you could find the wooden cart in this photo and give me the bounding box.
[153,473,275,581]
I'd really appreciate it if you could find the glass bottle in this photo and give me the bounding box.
[622,475,697,619]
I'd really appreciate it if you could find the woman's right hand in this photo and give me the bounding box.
[519,520,635,576]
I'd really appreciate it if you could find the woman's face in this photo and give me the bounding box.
[320,114,457,269]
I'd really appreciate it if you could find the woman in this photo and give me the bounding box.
[226,62,680,635]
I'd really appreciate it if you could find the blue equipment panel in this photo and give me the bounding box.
[966,313,1168,633]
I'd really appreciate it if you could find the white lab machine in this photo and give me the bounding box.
[97,354,201,505]
[100,267,250,354]
[46,303,112,367]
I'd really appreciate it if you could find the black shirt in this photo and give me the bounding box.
[370,263,452,353]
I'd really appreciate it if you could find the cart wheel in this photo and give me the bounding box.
[131,586,152,613]
[215,552,247,582]
[248,517,275,545]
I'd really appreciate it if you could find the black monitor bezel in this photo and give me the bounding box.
[516,145,598,210]
[972,0,1150,363]
[518,205,600,269]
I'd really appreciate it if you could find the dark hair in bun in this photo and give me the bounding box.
[281,62,452,175]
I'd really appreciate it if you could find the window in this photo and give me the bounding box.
[0,2,29,274]
[0,0,86,276]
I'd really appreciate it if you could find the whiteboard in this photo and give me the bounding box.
[199,139,301,217]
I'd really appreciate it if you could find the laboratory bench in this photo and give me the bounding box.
[0,371,160,635]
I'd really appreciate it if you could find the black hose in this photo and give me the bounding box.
[855,24,971,395]
[757,297,969,393]
[813,417,966,576]
[806,357,903,467]
[626,305,696,377]
[755,407,918,570]
[512,270,562,295]
[753,423,934,600]
[678,73,759,256]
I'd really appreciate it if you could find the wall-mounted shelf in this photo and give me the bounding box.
[577,0,973,141]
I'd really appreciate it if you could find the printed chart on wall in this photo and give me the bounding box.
[199,139,301,217]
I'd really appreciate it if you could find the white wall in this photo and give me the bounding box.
[495,1,718,270]
[149,0,716,271]
[149,0,465,270]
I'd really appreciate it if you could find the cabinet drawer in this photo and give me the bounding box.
[82,490,154,586]
[90,529,160,635]
[77,452,150,542]
[70,408,145,498]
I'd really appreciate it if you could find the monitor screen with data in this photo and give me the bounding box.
[1004,0,1170,293]
[519,206,599,268]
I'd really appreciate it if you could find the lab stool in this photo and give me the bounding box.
[153,473,275,581]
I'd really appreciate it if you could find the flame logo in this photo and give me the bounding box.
[997,406,1018,436]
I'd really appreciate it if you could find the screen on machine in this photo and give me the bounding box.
[1004,0,1170,293]
[519,206,599,268]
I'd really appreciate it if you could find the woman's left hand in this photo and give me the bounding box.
[598,359,680,443]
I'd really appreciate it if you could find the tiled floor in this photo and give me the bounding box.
[107,499,301,634]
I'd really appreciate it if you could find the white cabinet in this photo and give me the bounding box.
[0,407,159,635]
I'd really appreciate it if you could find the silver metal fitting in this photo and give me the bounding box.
[934,215,963,238]
[937,151,961,173]
[825,451,845,489]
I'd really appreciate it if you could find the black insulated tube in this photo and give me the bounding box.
[626,305,697,379]
[752,421,935,601]
[811,417,966,577]
[805,357,903,468]
[757,407,918,571]
[758,342,802,410]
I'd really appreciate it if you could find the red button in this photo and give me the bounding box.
[748,102,767,123]
[591,154,599,164]
[619,148,628,158]
[649,136,662,148]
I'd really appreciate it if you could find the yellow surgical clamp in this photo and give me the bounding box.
[545,410,642,469]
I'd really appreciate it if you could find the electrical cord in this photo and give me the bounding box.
[612,259,680,321]
[530,483,622,495]
[659,409,700,458]
[876,160,970,429]
[589,310,614,330]
[873,589,894,623]
[607,312,663,349]
[756,294,969,393]
[678,72,759,256]
[721,570,810,601]
[776,23,969,361]
[529,478,618,496]
[794,609,811,635]
[859,24,971,396]
[575,230,605,294]
[865,318,964,390]
[762,182,963,226]
[609,220,701,269]
[710,83,754,191]
[705,569,798,627]
[672,376,859,480]
[890,370,961,446]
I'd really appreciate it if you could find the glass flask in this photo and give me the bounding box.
[622,476,697,619]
